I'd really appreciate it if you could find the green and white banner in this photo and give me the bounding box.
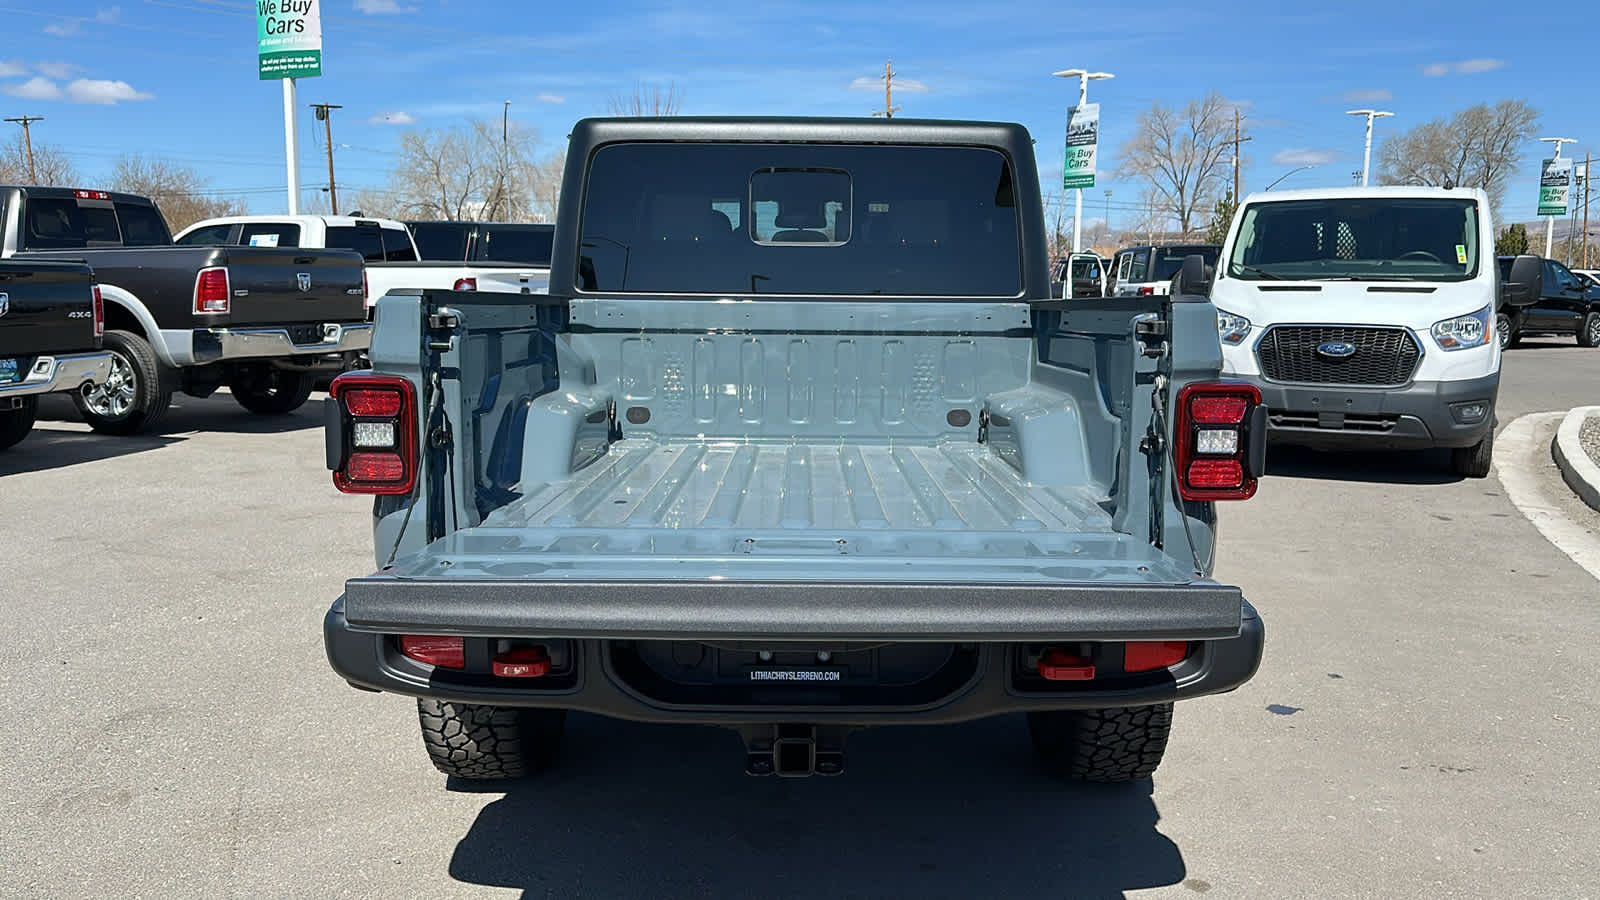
[257,0,322,80]
[1063,102,1099,190]
[1538,157,1571,217]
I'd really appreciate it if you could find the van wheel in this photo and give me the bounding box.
[1579,313,1600,348]
[416,699,566,780]
[1027,704,1173,783]
[0,397,37,450]
[73,330,171,435]
[1451,430,1494,478]
[229,368,314,415]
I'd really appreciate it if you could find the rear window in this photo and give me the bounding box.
[1151,246,1219,281]
[474,225,554,266]
[577,143,1021,296]
[239,223,301,248]
[21,197,171,249]
[326,226,415,262]
[409,223,470,261]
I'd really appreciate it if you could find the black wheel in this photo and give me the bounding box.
[72,330,171,436]
[228,367,314,415]
[1028,704,1174,783]
[1579,312,1600,348]
[1495,311,1517,350]
[1451,430,1494,478]
[0,397,37,450]
[416,699,566,780]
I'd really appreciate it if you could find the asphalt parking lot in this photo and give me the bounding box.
[4,340,1598,899]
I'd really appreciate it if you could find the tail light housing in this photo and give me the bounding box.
[1174,381,1265,501]
[91,284,104,337]
[194,266,230,314]
[362,268,370,304]
[328,374,418,495]
[400,635,464,669]
[453,277,477,292]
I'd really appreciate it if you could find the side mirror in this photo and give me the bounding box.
[1174,253,1213,297]
[1502,254,1542,307]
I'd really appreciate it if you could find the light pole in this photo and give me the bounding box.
[500,100,511,220]
[1053,68,1113,254]
[1103,189,1112,245]
[1345,109,1393,186]
[1540,137,1578,258]
[1265,165,1317,191]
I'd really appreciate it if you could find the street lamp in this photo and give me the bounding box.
[1053,68,1114,254]
[1345,109,1393,186]
[1540,136,1578,258]
[1265,165,1317,191]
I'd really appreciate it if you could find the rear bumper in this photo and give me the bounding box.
[323,580,1264,724]
[1248,372,1498,450]
[0,350,113,398]
[160,323,373,366]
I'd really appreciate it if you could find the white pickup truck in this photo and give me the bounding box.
[174,215,550,313]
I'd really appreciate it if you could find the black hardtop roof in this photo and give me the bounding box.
[3,185,153,205]
[405,221,555,228]
[569,116,1033,149]
[1114,243,1221,254]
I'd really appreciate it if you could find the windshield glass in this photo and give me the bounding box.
[1151,246,1219,281]
[1228,197,1479,282]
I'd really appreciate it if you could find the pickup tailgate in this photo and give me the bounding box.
[222,248,366,325]
[0,260,98,359]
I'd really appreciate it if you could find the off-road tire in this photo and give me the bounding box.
[416,699,566,780]
[1028,704,1174,783]
[1451,430,1494,479]
[72,329,171,436]
[228,368,314,415]
[0,396,37,450]
[1579,312,1600,348]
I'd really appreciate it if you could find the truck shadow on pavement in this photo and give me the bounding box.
[1265,445,1464,486]
[446,713,1186,900]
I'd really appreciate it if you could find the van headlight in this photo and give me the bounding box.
[1431,305,1491,351]
[1216,309,1252,345]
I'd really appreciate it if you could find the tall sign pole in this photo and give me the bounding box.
[1539,138,1577,258]
[258,0,323,214]
[1054,69,1112,255]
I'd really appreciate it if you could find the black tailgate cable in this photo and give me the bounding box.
[383,369,446,569]
[1151,375,1213,577]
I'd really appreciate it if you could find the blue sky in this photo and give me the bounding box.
[0,0,1588,229]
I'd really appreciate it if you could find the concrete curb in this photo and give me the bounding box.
[1551,405,1600,513]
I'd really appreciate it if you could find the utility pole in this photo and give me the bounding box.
[5,115,43,184]
[1345,109,1393,187]
[1103,189,1112,245]
[1540,137,1578,258]
[1224,108,1252,202]
[501,100,511,219]
[310,103,342,215]
[870,61,901,119]
[1586,151,1593,269]
[1052,68,1114,254]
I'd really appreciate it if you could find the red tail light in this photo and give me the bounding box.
[91,284,104,337]
[73,189,111,200]
[1125,641,1190,672]
[453,277,477,292]
[194,266,230,314]
[362,268,369,304]
[400,635,465,669]
[329,374,418,495]
[1138,286,1155,296]
[1175,382,1263,501]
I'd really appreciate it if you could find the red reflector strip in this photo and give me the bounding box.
[342,388,403,418]
[1038,648,1096,681]
[1186,458,1243,488]
[346,451,405,483]
[399,635,465,669]
[1190,395,1249,424]
[1125,641,1190,673]
[492,646,552,678]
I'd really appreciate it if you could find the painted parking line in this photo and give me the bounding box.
[1496,412,1600,582]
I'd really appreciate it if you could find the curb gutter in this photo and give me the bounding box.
[1552,405,1600,514]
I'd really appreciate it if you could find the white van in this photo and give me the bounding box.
[1209,186,1527,477]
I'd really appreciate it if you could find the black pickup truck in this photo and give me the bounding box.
[0,259,112,449]
[1495,255,1600,349]
[0,187,370,434]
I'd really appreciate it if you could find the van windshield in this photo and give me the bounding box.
[1227,197,1479,282]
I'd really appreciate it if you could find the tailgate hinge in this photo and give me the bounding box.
[427,310,460,352]
[1133,313,1168,359]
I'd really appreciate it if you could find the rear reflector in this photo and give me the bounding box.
[91,285,104,337]
[1038,648,1096,681]
[345,451,405,483]
[1125,641,1190,672]
[343,388,403,418]
[194,267,230,314]
[1186,458,1243,489]
[400,635,464,669]
[492,646,552,678]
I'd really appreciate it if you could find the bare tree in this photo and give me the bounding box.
[1377,100,1539,214]
[0,135,79,186]
[529,150,566,222]
[384,119,554,221]
[1116,93,1241,233]
[110,156,245,231]
[606,81,684,117]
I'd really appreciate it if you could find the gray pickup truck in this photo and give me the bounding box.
[1,187,369,434]
[0,259,112,449]
[323,118,1267,784]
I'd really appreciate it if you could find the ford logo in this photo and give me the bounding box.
[1316,341,1357,359]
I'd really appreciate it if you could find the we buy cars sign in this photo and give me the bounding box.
[257,0,322,80]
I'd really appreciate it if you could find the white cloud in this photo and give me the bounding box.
[849,76,929,93]
[43,21,80,36]
[354,0,418,13]
[1271,148,1341,167]
[0,61,26,77]
[3,77,61,101]
[1341,88,1392,102]
[370,110,416,125]
[36,62,78,80]
[65,78,153,104]
[1423,58,1504,77]
[535,93,565,104]
[94,6,120,23]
